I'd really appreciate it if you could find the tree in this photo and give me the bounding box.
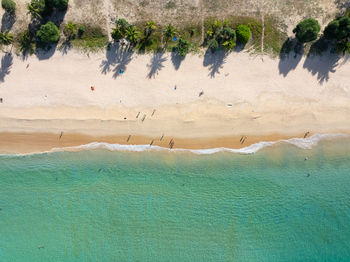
[0,30,14,45]
[64,21,77,40]
[293,18,320,43]
[164,24,176,42]
[125,26,139,45]
[324,16,350,41]
[145,20,157,37]
[236,25,251,44]
[208,38,219,52]
[111,18,131,41]
[37,21,60,43]
[1,0,16,14]
[175,37,190,56]
[26,0,45,20]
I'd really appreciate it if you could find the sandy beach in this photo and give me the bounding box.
[0,49,349,154]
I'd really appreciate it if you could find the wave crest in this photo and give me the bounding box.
[50,133,348,155]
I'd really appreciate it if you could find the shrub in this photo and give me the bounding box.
[17,30,35,53]
[54,0,68,10]
[217,27,236,50]
[335,40,350,54]
[209,38,219,52]
[175,37,190,56]
[37,21,60,43]
[63,21,77,40]
[45,0,68,12]
[324,16,350,41]
[236,25,251,44]
[2,0,16,14]
[293,18,320,43]
[78,25,85,37]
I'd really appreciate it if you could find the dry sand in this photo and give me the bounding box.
[0,49,349,154]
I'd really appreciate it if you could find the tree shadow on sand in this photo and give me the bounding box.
[100,43,134,78]
[35,43,58,60]
[303,52,341,84]
[0,53,13,82]
[170,51,185,70]
[203,49,228,78]
[58,40,72,55]
[278,38,304,77]
[1,13,15,32]
[147,51,167,78]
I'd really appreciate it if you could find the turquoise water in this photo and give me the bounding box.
[1,139,350,261]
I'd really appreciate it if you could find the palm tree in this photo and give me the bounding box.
[164,24,176,42]
[26,2,42,20]
[145,20,157,37]
[126,26,139,46]
[0,30,14,45]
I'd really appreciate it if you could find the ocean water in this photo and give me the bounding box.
[0,137,350,261]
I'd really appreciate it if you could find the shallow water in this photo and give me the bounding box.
[0,138,350,261]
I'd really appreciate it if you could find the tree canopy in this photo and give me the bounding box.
[293,18,320,43]
[1,0,16,14]
[0,30,14,45]
[111,18,131,41]
[37,21,60,43]
[324,16,350,41]
[236,25,251,44]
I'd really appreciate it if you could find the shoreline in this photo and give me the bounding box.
[0,131,348,155]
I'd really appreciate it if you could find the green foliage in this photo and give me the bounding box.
[45,0,69,13]
[1,0,16,14]
[54,0,68,10]
[0,30,14,45]
[236,25,251,44]
[293,18,320,43]
[111,18,131,41]
[208,38,219,52]
[324,16,350,41]
[17,30,35,54]
[164,24,176,42]
[64,21,77,40]
[36,21,60,43]
[145,20,157,37]
[26,0,45,19]
[346,9,350,17]
[78,25,85,37]
[335,40,350,54]
[125,26,140,45]
[71,25,108,52]
[218,27,236,50]
[175,37,190,56]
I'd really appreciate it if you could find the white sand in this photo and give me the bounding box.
[0,49,349,140]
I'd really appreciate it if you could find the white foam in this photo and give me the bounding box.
[48,133,348,155]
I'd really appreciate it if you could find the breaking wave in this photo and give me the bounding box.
[48,133,348,155]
